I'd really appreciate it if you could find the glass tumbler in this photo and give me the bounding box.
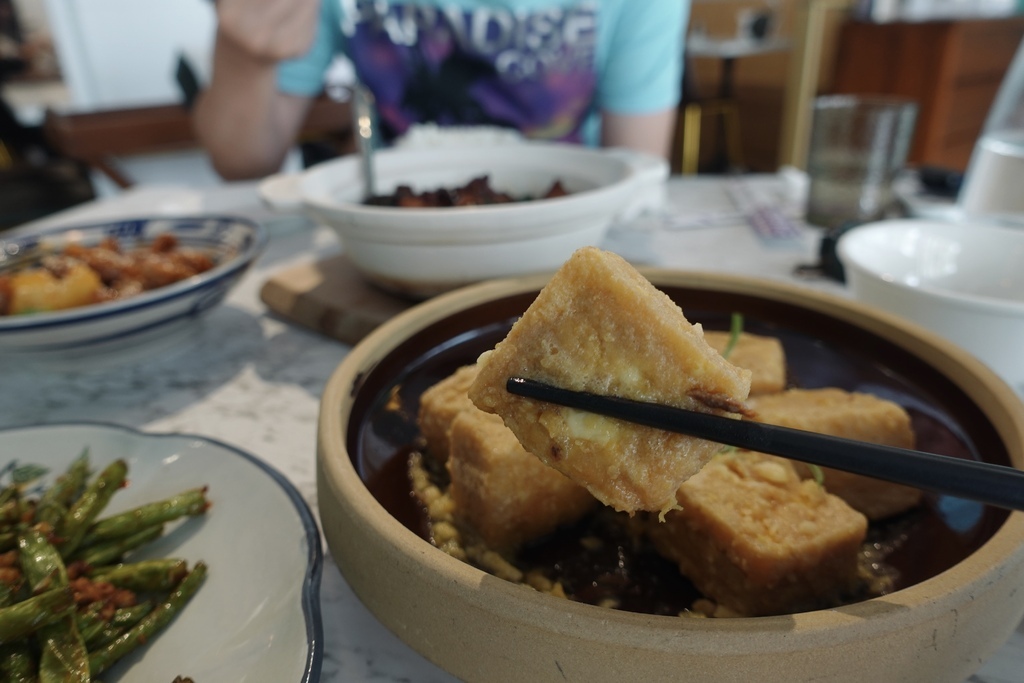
[804,95,918,231]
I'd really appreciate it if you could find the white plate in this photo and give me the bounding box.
[291,142,668,297]
[0,422,323,682]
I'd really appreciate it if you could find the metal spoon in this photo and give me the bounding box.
[352,84,377,200]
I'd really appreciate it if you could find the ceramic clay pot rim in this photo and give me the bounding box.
[318,269,1024,653]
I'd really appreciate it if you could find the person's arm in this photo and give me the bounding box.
[192,0,320,180]
[600,107,677,160]
[596,0,687,162]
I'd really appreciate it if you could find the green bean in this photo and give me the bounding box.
[86,622,125,650]
[0,587,74,644]
[18,526,68,590]
[85,603,155,649]
[3,451,211,680]
[89,561,207,677]
[0,499,22,526]
[0,641,38,682]
[0,484,18,507]
[36,617,90,682]
[57,459,127,559]
[80,620,112,650]
[90,559,189,593]
[0,530,16,552]
[73,602,106,644]
[74,523,164,568]
[81,487,208,546]
[110,602,154,629]
[35,450,91,528]
[18,527,89,683]
[0,582,30,626]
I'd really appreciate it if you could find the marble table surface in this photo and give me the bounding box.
[0,175,1020,683]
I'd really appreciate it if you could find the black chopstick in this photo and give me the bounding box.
[506,377,1024,513]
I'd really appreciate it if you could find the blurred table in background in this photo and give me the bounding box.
[0,174,1020,683]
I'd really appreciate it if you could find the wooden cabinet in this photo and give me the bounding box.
[831,17,1024,171]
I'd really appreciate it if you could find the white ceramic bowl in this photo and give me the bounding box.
[0,215,266,359]
[289,141,667,298]
[837,218,1024,387]
[318,270,1024,683]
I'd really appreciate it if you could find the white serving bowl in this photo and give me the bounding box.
[837,218,1024,387]
[0,215,266,359]
[288,141,667,298]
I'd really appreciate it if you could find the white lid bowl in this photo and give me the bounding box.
[293,141,667,297]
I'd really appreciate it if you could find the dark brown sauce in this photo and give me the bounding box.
[364,176,569,207]
[364,447,702,614]
[356,297,1010,617]
[522,510,699,615]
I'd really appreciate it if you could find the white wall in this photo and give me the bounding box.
[24,1,305,195]
[42,0,216,109]
[12,0,50,36]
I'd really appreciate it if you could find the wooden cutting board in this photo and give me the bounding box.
[259,253,415,345]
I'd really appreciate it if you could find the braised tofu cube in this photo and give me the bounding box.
[646,450,868,617]
[704,330,787,396]
[747,388,923,520]
[418,364,480,463]
[447,409,596,552]
[470,247,751,516]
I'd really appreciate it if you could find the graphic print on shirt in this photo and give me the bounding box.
[338,0,599,142]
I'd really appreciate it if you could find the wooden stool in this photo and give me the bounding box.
[680,98,744,175]
[680,33,791,174]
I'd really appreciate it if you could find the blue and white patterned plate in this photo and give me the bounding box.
[0,216,266,356]
[0,422,323,682]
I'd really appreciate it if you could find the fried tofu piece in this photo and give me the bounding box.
[469,247,752,517]
[747,388,923,520]
[703,330,787,396]
[418,364,480,463]
[447,409,597,552]
[646,451,868,617]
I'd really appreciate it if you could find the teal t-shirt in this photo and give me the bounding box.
[277,0,688,145]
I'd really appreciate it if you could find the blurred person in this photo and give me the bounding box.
[193,0,688,180]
